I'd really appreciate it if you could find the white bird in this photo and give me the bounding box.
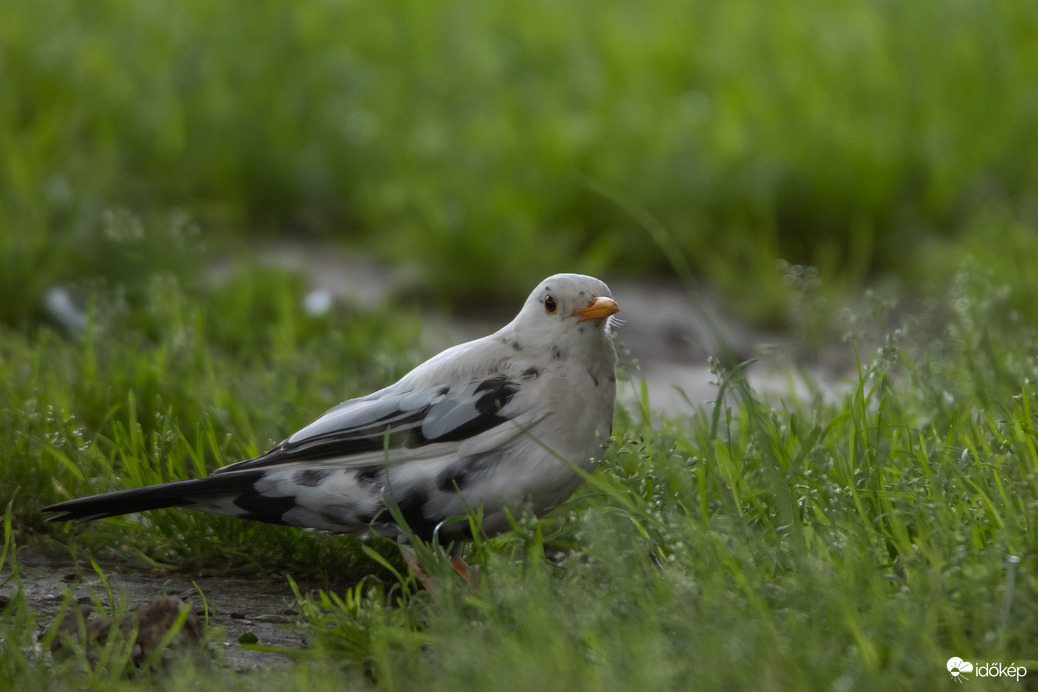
[45,273,620,568]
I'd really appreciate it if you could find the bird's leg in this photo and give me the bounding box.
[450,556,470,581]
[397,544,474,592]
[398,544,435,591]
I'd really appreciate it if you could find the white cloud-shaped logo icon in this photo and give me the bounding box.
[947,657,974,678]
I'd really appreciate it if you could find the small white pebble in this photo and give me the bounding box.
[303,289,333,316]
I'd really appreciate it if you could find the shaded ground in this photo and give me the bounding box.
[6,552,306,671]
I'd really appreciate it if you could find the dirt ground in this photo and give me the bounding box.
[6,552,306,671]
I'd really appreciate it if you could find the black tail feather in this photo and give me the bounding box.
[43,471,266,523]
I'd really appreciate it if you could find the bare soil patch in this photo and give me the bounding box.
[7,552,308,671]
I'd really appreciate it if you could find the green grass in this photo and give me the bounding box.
[3,246,1038,690]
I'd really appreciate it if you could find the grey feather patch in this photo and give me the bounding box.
[285,396,403,444]
[294,469,331,487]
[318,502,368,527]
[399,386,449,410]
[436,452,505,494]
[417,377,519,442]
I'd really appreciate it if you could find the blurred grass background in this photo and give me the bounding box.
[3,0,1037,323]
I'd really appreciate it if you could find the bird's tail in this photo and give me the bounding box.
[43,470,277,524]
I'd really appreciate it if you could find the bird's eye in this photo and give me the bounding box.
[543,294,558,314]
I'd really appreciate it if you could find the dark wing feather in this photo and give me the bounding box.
[42,376,522,525]
[43,471,267,522]
[216,376,521,473]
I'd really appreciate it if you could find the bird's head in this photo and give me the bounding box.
[509,273,620,357]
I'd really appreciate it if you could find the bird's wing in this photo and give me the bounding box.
[215,374,528,474]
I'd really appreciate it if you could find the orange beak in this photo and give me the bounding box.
[572,296,619,322]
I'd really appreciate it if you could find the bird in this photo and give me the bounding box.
[44,273,620,581]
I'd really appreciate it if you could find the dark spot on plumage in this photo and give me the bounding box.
[232,489,296,525]
[437,452,504,494]
[579,326,586,334]
[437,463,471,492]
[354,467,384,486]
[512,340,521,351]
[522,366,541,380]
[294,469,331,487]
[474,376,520,416]
[607,374,616,383]
[587,368,600,386]
[551,346,564,361]
[392,486,438,542]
